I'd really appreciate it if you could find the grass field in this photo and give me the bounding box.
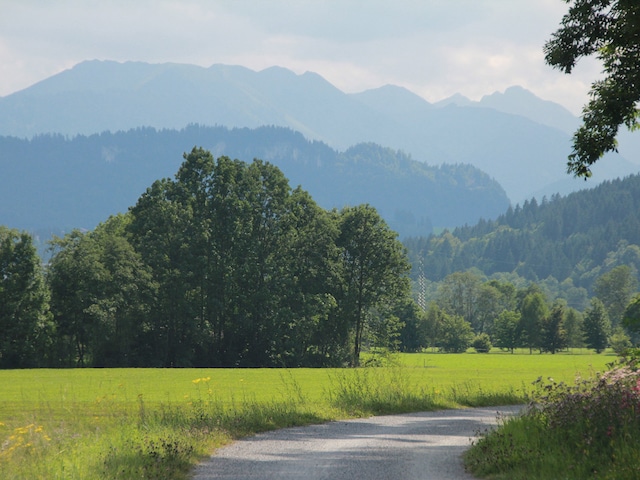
[0,350,615,479]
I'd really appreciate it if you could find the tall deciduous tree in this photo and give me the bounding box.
[335,205,411,366]
[422,302,447,351]
[128,149,351,367]
[492,310,521,353]
[47,215,156,367]
[48,230,101,366]
[545,1,640,177]
[594,265,637,327]
[436,271,481,331]
[0,227,52,368]
[275,188,344,366]
[127,177,194,366]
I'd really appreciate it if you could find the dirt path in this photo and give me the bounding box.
[191,405,521,480]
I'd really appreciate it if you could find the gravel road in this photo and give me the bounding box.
[191,405,522,480]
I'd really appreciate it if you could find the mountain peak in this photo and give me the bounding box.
[351,85,432,117]
[478,86,578,134]
[433,93,473,108]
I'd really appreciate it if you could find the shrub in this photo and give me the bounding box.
[610,326,632,355]
[471,333,492,353]
[439,315,474,353]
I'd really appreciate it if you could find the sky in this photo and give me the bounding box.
[0,0,603,115]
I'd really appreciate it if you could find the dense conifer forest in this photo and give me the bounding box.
[406,174,640,294]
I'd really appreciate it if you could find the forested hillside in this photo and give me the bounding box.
[0,125,508,238]
[406,174,640,293]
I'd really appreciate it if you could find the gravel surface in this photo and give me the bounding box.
[191,405,522,480]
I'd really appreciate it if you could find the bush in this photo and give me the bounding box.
[439,315,474,353]
[610,326,632,355]
[471,333,492,353]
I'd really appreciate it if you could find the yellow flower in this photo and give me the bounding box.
[14,424,33,435]
[192,378,201,384]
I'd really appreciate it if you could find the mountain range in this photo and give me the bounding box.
[2,60,639,203]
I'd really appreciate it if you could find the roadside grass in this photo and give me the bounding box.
[0,351,613,479]
[464,353,640,479]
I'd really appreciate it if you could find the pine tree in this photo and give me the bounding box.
[583,298,611,354]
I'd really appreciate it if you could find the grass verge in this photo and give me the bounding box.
[464,353,640,479]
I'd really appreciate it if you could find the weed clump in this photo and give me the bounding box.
[326,367,449,415]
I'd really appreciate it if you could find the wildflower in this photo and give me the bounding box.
[14,424,34,435]
[193,376,211,384]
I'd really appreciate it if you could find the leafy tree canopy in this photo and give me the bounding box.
[545,0,640,177]
[0,227,52,368]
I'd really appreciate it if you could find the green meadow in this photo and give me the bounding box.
[0,351,613,479]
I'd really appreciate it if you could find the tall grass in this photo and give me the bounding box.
[327,367,448,415]
[0,374,330,479]
[0,352,612,479]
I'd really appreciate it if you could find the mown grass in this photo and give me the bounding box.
[0,351,613,479]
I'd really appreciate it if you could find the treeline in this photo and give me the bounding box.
[405,174,640,293]
[1,148,412,369]
[5,149,640,369]
[401,269,639,355]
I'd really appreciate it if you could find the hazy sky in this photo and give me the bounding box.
[0,0,602,115]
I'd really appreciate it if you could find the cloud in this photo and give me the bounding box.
[0,0,596,113]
